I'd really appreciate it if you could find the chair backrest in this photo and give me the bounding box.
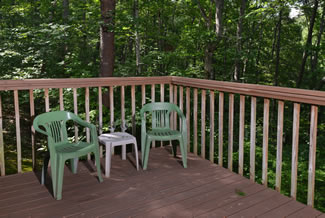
[33,111,79,147]
[140,102,183,129]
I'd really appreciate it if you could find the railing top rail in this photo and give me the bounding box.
[171,77,325,106]
[1,75,325,106]
[0,76,172,91]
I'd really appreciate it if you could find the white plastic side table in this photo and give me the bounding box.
[98,132,139,177]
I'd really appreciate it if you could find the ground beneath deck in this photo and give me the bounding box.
[0,147,323,218]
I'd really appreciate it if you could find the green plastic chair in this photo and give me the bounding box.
[33,111,103,200]
[140,102,187,170]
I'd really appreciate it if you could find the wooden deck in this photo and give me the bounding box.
[0,147,323,218]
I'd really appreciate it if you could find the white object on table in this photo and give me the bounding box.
[98,132,139,177]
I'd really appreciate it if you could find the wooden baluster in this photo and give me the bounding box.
[209,90,215,162]
[308,105,318,207]
[98,87,103,157]
[228,94,234,171]
[169,84,173,132]
[44,88,50,112]
[201,90,206,158]
[160,84,164,147]
[14,90,22,173]
[193,88,198,155]
[85,87,90,160]
[151,84,155,148]
[0,95,5,176]
[29,89,35,169]
[275,101,284,191]
[131,85,136,136]
[174,85,178,130]
[186,87,191,152]
[121,86,125,126]
[110,86,114,154]
[218,92,224,166]
[141,85,146,107]
[250,97,257,182]
[239,95,245,176]
[179,86,183,130]
[59,88,64,111]
[291,103,300,199]
[73,88,78,142]
[262,99,270,186]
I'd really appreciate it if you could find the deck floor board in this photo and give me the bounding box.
[0,147,323,218]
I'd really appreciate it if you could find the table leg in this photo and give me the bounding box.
[105,144,112,177]
[134,143,139,171]
[122,144,126,160]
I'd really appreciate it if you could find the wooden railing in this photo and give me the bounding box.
[0,76,324,208]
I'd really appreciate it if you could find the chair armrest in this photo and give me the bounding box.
[73,116,95,129]
[33,122,49,137]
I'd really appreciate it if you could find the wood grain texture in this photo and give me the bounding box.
[291,103,300,199]
[85,87,90,160]
[201,90,206,159]
[174,85,178,130]
[308,105,318,207]
[193,88,198,155]
[73,88,78,142]
[59,88,64,111]
[131,85,136,136]
[98,87,103,157]
[218,92,224,166]
[169,84,173,131]
[141,85,146,106]
[1,148,322,218]
[151,84,156,148]
[121,86,125,126]
[0,76,172,91]
[186,87,191,152]
[209,91,215,163]
[14,90,22,173]
[29,90,35,169]
[179,86,183,130]
[0,95,4,176]
[44,88,49,112]
[239,95,245,176]
[275,101,284,192]
[250,97,256,182]
[171,76,325,106]
[160,84,165,147]
[262,99,270,186]
[110,86,114,130]
[228,94,234,171]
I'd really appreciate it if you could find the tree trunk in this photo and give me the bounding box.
[234,0,246,82]
[134,0,141,75]
[274,9,282,87]
[100,0,115,77]
[63,0,69,22]
[296,0,318,88]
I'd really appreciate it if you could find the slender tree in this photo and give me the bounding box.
[100,0,115,77]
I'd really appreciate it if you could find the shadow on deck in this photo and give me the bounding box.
[0,147,323,218]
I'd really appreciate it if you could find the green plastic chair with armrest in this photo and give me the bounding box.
[140,102,187,170]
[33,111,103,200]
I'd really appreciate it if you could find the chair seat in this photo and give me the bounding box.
[147,128,181,140]
[55,142,91,154]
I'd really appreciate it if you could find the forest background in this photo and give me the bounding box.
[0,0,325,212]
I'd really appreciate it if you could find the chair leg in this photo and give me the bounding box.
[172,141,177,157]
[70,157,78,174]
[41,152,50,185]
[56,155,65,200]
[179,138,187,168]
[94,150,103,183]
[50,158,57,199]
[143,138,152,170]
[105,145,112,177]
[133,142,139,171]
